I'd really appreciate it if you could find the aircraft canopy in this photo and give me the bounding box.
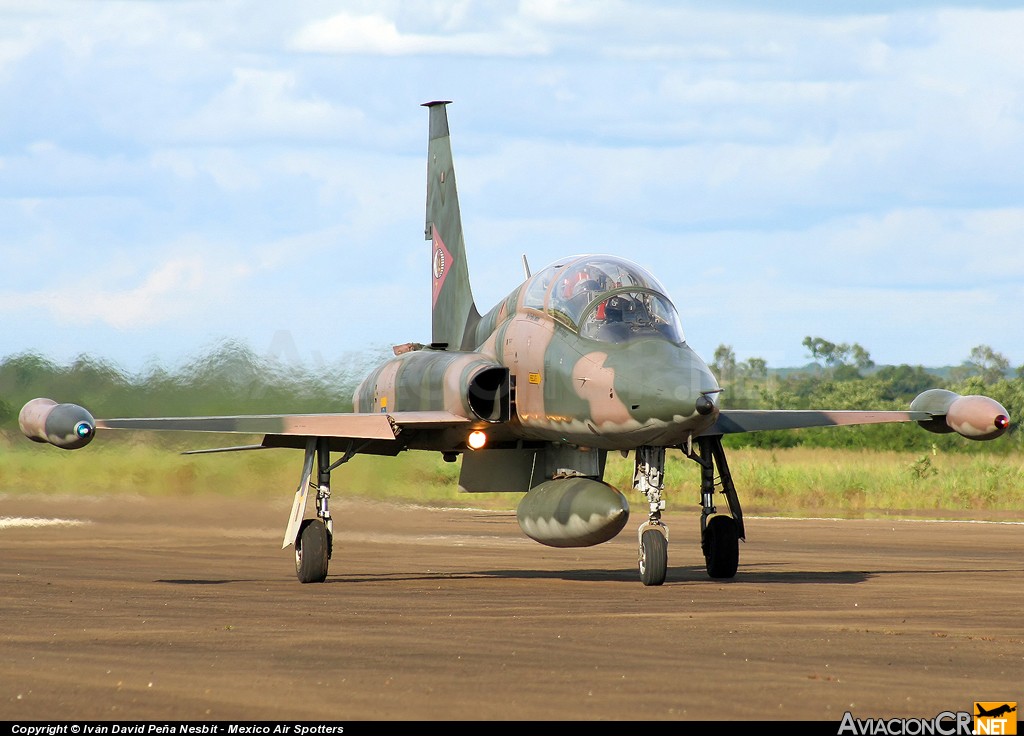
[522,255,685,344]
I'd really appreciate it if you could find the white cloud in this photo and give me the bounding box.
[0,256,220,329]
[289,11,548,56]
[173,68,366,143]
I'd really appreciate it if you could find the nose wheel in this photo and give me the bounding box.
[638,524,668,586]
[634,446,669,586]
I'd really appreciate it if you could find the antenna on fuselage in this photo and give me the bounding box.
[522,254,531,279]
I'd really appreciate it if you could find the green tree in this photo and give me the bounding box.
[953,345,1010,384]
[873,364,944,400]
[849,343,874,370]
[802,336,837,365]
[712,344,736,384]
[802,336,873,379]
[738,357,768,381]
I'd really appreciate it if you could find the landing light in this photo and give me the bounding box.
[467,431,487,450]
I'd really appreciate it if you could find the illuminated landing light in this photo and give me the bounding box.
[467,431,487,450]
[995,415,1010,430]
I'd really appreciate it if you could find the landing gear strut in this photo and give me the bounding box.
[686,436,744,579]
[285,437,365,583]
[634,445,668,586]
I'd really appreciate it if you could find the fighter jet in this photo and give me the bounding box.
[19,101,1012,586]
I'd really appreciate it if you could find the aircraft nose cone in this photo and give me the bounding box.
[614,341,720,423]
[695,394,716,415]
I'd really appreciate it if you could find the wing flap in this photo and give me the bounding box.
[702,409,931,436]
[388,410,474,429]
[181,444,270,455]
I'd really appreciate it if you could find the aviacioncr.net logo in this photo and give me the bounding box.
[838,711,973,735]
[974,702,1017,735]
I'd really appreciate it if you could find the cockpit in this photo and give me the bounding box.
[522,256,685,344]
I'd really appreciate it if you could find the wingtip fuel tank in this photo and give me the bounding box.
[19,397,96,450]
[911,389,1010,441]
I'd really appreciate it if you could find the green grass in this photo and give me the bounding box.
[1,432,1021,520]
[720,446,1024,518]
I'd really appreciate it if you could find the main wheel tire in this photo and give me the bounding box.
[638,528,668,586]
[703,515,739,579]
[295,518,330,583]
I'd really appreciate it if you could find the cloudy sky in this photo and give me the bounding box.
[1,0,1022,377]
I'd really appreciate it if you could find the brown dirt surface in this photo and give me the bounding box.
[0,493,1020,722]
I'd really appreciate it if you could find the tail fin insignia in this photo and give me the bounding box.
[431,228,453,308]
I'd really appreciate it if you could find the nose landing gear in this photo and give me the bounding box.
[633,437,745,586]
[634,446,668,586]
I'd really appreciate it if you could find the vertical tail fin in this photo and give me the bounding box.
[423,101,480,350]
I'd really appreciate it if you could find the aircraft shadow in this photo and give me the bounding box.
[318,566,874,585]
[156,566,1015,586]
[156,578,263,585]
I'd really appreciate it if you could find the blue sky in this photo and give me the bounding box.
[1,1,1022,376]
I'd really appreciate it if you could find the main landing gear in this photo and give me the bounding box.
[690,436,745,579]
[633,437,745,586]
[287,437,365,584]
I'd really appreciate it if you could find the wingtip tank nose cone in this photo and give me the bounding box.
[947,395,1011,440]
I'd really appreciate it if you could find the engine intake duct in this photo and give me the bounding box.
[467,366,510,422]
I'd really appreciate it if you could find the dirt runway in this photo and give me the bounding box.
[1,493,1020,722]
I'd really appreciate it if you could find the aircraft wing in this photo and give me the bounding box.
[698,390,1010,441]
[94,410,473,453]
[97,412,402,438]
[702,409,931,435]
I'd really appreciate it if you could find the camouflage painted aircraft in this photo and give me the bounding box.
[19,102,1012,586]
